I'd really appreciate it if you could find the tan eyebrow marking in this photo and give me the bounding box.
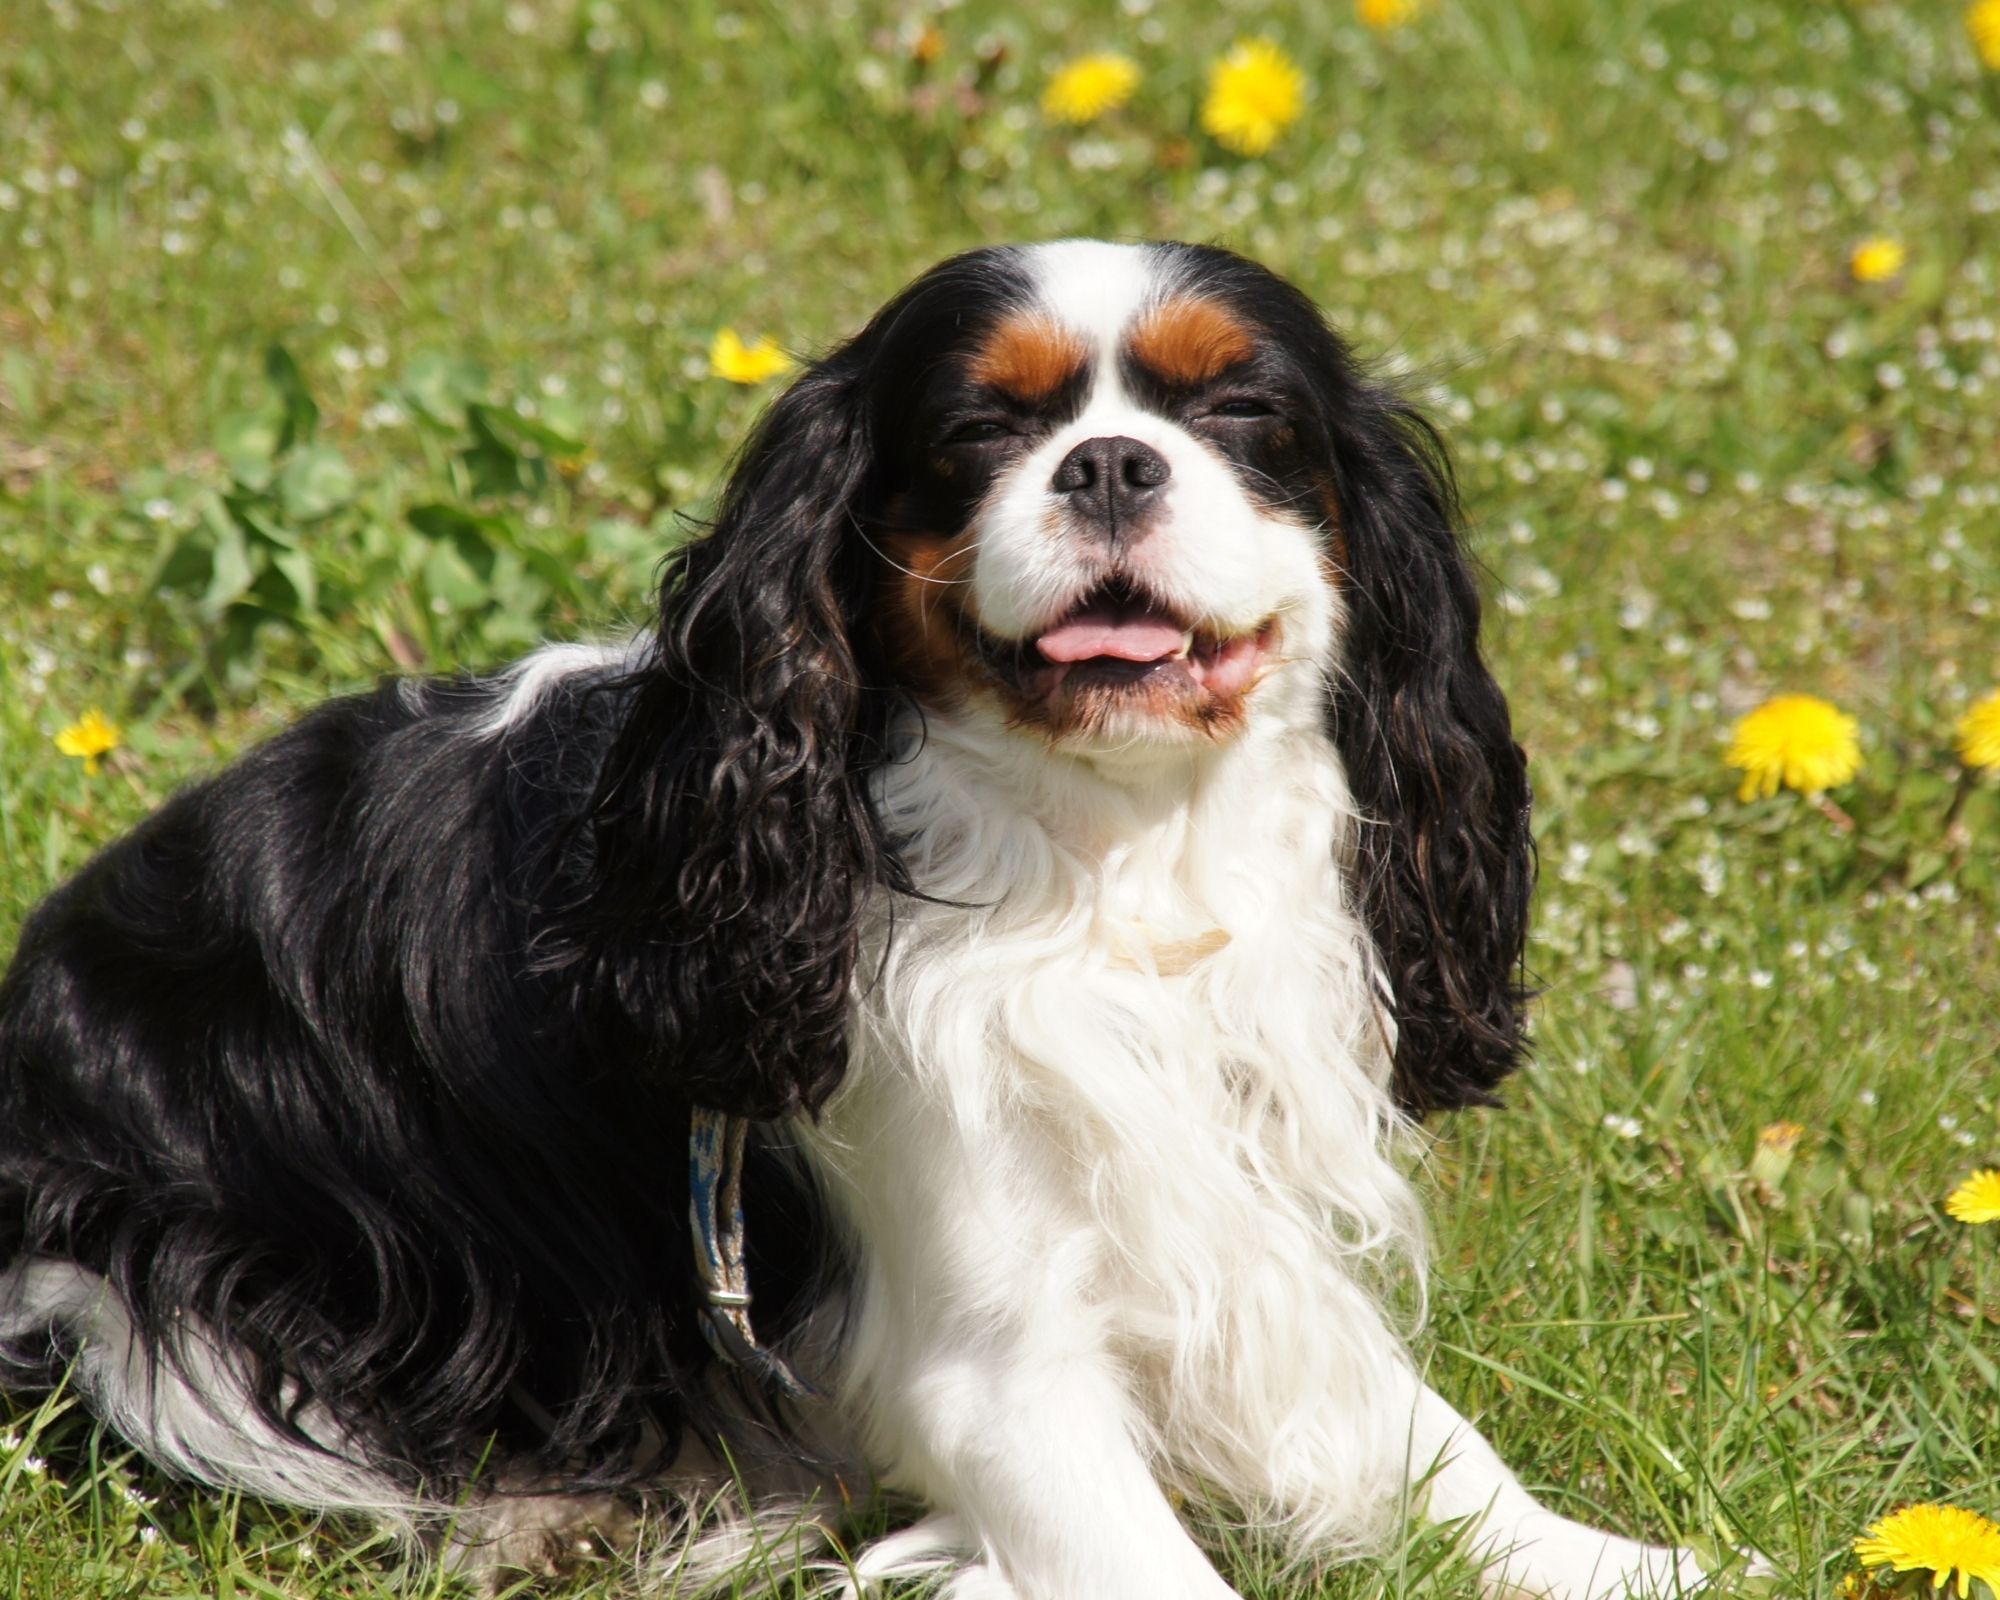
[1128,295,1256,385]
[968,313,1091,402]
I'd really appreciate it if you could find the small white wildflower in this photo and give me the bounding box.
[1695,853,1726,896]
[1618,591,1656,630]
[1603,1114,1643,1139]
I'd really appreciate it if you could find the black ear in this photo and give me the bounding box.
[1328,386,1535,1116]
[559,356,906,1120]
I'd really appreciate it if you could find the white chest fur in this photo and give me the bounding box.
[805,710,1428,1552]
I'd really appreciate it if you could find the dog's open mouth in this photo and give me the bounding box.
[972,579,1277,711]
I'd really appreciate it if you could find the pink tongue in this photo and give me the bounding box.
[1036,605,1186,664]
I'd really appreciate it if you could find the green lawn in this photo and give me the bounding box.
[2,0,1996,1595]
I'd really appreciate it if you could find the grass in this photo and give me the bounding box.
[2,0,1998,1594]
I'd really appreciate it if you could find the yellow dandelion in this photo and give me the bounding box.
[708,328,795,385]
[1201,38,1305,158]
[1725,694,1863,802]
[54,709,123,776]
[1957,689,2000,772]
[1850,236,1907,284]
[1357,0,1425,30]
[1946,1170,2000,1226]
[1969,0,2000,71]
[1854,1504,2000,1600]
[1749,1121,1806,1188]
[1042,53,1140,125]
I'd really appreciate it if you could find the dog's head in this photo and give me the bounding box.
[577,242,1532,1119]
[856,240,1340,756]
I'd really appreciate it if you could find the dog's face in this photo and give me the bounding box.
[859,241,1339,752]
[624,239,1532,1118]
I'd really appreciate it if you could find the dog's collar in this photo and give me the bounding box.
[687,1108,823,1401]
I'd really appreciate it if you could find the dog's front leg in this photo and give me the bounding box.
[1405,1379,1715,1600]
[818,1106,1238,1600]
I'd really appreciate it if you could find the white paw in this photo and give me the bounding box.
[1480,1511,1715,1600]
[935,1564,1028,1600]
[835,1515,977,1597]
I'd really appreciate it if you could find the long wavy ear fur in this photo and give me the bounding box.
[560,356,908,1120]
[1330,385,1535,1115]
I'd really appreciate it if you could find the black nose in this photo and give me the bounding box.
[1050,435,1170,539]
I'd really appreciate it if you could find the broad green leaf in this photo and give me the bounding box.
[399,351,488,429]
[266,547,319,616]
[277,444,357,522]
[198,517,256,619]
[214,409,283,485]
[264,343,319,453]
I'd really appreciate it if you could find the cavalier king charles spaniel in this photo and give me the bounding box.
[0,241,1726,1599]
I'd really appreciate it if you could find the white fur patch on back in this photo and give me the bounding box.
[471,637,648,736]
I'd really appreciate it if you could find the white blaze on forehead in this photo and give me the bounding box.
[1022,240,1163,393]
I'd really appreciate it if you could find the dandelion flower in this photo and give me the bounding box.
[1357,0,1425,29]
[1968,0,2000,71]
[54,709,123,776]
[1750,1121,1806,1187]
[1946,1170,2000,1225]
[1202,38,1305,157]
[708,329,794,385]
[1957,689,2000,772]
[1042,53,1140,125]
[1850,237,1907,284]
[1725,694,1862,802]
[1854,1503,2000,1600]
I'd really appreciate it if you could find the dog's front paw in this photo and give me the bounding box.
[1479,1511,1716,1600]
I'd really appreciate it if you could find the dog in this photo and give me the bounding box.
[0,240,1724,1599]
